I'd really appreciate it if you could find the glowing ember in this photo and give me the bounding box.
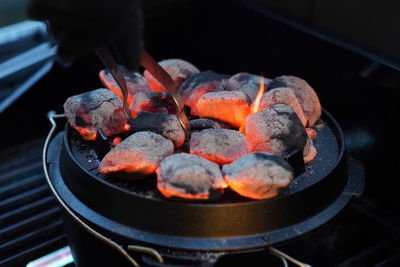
[99,68,152,106]
[64,89,129,141]
[190,129,250,165]
[222,152,293,199]
[99,132,173,179]
[144,59,200,92]
[66,58,326,201]
[180,71,228,115]
[196,91,251,128]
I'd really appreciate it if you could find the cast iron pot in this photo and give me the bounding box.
[43,110,364,266]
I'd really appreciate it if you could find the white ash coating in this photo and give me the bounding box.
[130,112,185,148]
[196,90,251,128]
[156,153,226,199]
[259,87,307,126]
[190,129,250,165]
[222,152,293,199]
[100,68,152,96]
[269,75,321,126]
[227,72,272,102]
[99,131,174,175]
[245,104,307,157]
[63,88,128,140]
[179,71,229,115]
[144,58,200,91]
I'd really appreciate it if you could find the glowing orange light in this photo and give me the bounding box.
[239,75,265,133]
[251,76,265,113]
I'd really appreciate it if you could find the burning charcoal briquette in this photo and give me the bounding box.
[269,75,321,126]
[99,131,174,180]
[64,88,129,141]
[129,91,177,117]
[196,91,251,128]
[190,118,231,131]
[99,67,152,105]
[222,152,293,199]
[144,58,200,92]
[227,72,272,102]
[156,153,227,200]
[179,71,229,115]
[259,87,307,126]
[130,112,185,148]
[190,129,250,165]
[245,104,307,157]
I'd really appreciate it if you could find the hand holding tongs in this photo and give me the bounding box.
[96,48,190,138]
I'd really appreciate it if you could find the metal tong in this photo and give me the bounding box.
[96,48,190,138]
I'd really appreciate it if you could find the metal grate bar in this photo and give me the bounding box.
[0,207,60,240]
[0,173,45,201]
[0,183,50,212]
[0,195,56,228]
[1,220,64,254]
[0,234,67,267]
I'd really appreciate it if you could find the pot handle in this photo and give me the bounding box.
[43,111,164,267]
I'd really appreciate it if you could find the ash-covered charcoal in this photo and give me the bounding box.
[190,118,231,131]
[196,91,251,128]
[130,112,185,148]
[222,152,293,199]
[227,72,272,102]
[190,129,250,165]
[179,71,229,115]
[144,58,200,92]
[245,104,307,157]
[99,67,152,105]
[129,91,177,117]
[269,75,321,126]
[259,87,307,126]
[156,153,227,200]
[99,131,174,180]
[303,138,317,162]
[64,88,130,141]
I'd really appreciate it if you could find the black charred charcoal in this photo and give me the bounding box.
[245,104,308,157]
[130,112,185,148]
[189,118,232,131]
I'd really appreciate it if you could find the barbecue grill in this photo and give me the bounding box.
[1,0,398,266]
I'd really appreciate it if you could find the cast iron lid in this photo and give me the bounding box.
[47,109,363,251]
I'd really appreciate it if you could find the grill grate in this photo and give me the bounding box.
[0,139,67,267]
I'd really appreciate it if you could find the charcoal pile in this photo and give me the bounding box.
[63,58,322,201]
